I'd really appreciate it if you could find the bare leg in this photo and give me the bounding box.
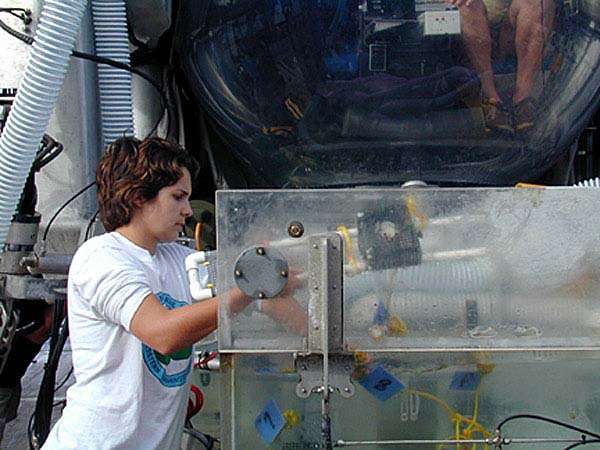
[509,0,555,103]
[458,0,502,101]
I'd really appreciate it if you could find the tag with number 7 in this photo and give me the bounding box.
[255,399,287,444]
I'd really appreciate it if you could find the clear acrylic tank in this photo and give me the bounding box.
[210,188,600,449]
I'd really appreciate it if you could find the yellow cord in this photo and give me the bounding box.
[336,224,361,274]
[404,381,492,450]
[515,182,546,188]
[406,193,428,231]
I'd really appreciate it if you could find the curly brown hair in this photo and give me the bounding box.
[96,137,200,232]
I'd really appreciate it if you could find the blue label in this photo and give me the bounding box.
[255,399,286,445]
[450,371,481,391]
[359,365,405,402]
[373,302,389,325]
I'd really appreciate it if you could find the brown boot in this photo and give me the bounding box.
[513,97,536,133]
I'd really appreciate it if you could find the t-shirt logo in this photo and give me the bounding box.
[142,292,192,387]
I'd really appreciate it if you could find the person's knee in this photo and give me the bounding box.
[510,0,554,27]
[457,0,488,20]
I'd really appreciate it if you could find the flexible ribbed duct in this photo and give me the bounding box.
[0,0,87,249]
[91,0,135,144]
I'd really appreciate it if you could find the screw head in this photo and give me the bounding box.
[288,221,304,238]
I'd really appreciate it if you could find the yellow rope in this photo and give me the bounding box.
[403,385,492,450]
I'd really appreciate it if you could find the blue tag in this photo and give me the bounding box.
[255,399,286,444]
[373,301,388,325]
[359,365,405,401]
[450,371,481,391]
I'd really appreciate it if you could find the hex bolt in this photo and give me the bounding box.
[256,247,265,255]
[257,292,266,299]
[287,221,304,238]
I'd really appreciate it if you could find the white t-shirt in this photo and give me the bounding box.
[42,232,198,450]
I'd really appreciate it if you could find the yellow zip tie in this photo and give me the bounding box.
[262,126,294,136]
[285,97,304,119]
[336,224,361,274]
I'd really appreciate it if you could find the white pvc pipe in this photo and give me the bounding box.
[185,251,214,301]
[0,0,88,249]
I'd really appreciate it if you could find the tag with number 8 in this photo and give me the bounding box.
[359,365,405,401]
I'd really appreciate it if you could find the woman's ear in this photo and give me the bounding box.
[131,191,146,209]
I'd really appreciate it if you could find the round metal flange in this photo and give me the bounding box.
[233,245,289,299]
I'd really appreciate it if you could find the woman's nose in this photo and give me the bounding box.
[183,201,193,217]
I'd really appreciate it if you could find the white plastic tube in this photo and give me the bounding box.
[185,251,214,301]
[0,0,87,249]
[91,0,135,144]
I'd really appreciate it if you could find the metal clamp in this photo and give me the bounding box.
[295,354,355,399]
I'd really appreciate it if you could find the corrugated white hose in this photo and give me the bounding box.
[575,177,600,187]
[91,0,135,144]
[0,0,87,249]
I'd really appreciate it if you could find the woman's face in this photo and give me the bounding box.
[137,168,193,243]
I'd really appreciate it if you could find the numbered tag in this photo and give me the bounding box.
[373,301,389,325]
[359,365,405,401]
[255,399,286,444]
[450,371,481,391]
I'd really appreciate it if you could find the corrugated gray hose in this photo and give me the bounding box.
[91,0,135,145]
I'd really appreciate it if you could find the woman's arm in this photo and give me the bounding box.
[130,288,251,354]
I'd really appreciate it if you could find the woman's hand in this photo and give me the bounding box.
[260,268,308,336]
